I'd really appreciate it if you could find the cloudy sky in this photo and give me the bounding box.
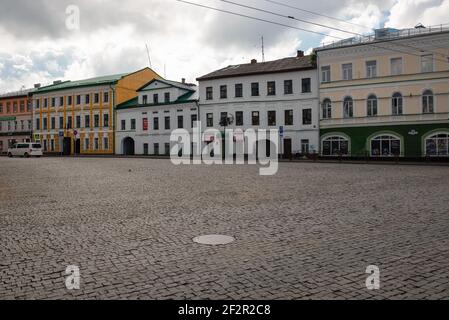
[0,0,448,93]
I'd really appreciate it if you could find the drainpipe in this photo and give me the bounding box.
[109,84,116,155]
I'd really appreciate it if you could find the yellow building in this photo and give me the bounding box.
[32,67,160,155]
[315,26,449,158]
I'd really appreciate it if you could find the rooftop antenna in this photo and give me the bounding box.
[145,44,152,69]
[261,36,265,62]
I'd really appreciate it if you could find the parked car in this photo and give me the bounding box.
[7,143,43,158]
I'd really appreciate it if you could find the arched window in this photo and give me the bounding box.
[322,135,349,156]
[322,99,332,119]
[425,132,449,156]
[343,97,353,118]
[367,94,378,117]
[392,92,403,115]
[370,134,401,157]
[422,90,434,114]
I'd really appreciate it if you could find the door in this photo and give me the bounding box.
[283,138,292,159]
[123,137,135,155]
[63,138,72,156]
[75,139,81,155]
[143,143,149,155]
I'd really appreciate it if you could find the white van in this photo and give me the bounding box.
[7,143,43,158]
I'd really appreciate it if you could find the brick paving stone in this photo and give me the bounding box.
[0,158,448,299]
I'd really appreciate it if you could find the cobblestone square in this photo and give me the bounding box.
[1,157,449,300]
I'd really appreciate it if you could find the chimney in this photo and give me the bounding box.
[53,80,62,85]
[34,83,41,89]
[297,50,304,57]
[182,78,186,84]
[251,59,257,64]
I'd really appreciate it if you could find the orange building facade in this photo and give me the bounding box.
[0,90,34,153]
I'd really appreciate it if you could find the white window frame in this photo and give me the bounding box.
[422,90,434,114]
[390,57,403,76]
[342,63,353,80]
[421,54,434,73]
[366,60,377,78]
[424,132,449,157]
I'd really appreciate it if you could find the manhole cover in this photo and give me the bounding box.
[193,235,235,245]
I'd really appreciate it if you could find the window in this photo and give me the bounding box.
[35,100,40,109]
[76,116,81,128]
[36,119,40,130]
[236,111,243,126]
[322,136,349,156]
[367,95,378,117]
[392,92,403,115]
[94,93,99,104]
[371,135,401,157]
[252,111,260,126]
[220,112,228,126]
[321,66,331,83]
[26,101,31,112]
[342,63,353,80]
[153,94,159,105]
[21,120,24,130]
[206,87,213,100]
[391,58,402,75]
[50,140,55,152]
[51,117,56,130]
[94,138,99,150]
[103,137,109,150]
[0,103,3,114]
[85,115,90,128]
[178,115,184,129]
[131,119,136,130]
[285,110,293,126]
[153,117,159,130]
[206,113,213,127]
[121,120,126,131]
[142,95,148,105]
[67,116,72,129]
[165,92,170,103]
[267,81,276,96]
[76,95,81,105]
[59,117,64,129]
[421,54,433,73]
[235,84,243,98]
[284,80,293,94]
[343,97,353,118]
[94,114,100,127]
[191,114,198,128]
[366,61,377,78]
[67,96,72,106]
[85,94,90,104]
[422,90,434,114]
[302,109,312,125]
[104,92,109,103]
[220,85,227,99]
[322,99,332,119]
[43,99,48,108]
[103,114,109,127]
[164,117,170,130]
[425,133,449,156]
[43,118,48,130]
[59,97,64,107]
[267,111,276,127]
[154,143,160,155]
[143,143,149,155]
[20,101,25,112]
[51,98,56,108]
[251,83,259,96]
[302,78,311,93]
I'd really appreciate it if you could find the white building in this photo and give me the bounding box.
[115,79,199,155]
[196,51,319,157]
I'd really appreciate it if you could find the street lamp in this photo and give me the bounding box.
[219,114,234,159]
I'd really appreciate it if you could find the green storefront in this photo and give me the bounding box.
[320,122,449,158]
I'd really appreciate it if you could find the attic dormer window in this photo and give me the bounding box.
[142,95,148,104]
[153,94,159,105]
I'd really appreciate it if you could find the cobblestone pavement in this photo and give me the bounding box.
[1,157,449,300]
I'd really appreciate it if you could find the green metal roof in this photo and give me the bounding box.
[36,73,130,94]
[116,91,197,110]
